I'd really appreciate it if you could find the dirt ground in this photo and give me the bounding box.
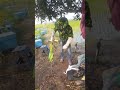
[0,52,34,90]
[35,39,85,90]
[0,19,34,90]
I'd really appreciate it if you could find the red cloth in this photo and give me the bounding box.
[80,0,85,39]
[107,0,120,31]
[80,15,85,39]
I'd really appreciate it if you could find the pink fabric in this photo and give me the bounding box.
[107,0,120,31]
[80,0,85,39]
[80,14,85,39]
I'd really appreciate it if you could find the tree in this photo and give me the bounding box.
[35,0,81,20]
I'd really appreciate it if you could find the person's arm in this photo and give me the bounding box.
[63,37,73,49]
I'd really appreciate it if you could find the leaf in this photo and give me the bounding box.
[48,43,54,62]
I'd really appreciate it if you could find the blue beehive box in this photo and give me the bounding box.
[35,39,42,48]
[0,32,17,51]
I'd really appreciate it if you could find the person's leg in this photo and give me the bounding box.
[60,40,65,62]
[67,45,72,65]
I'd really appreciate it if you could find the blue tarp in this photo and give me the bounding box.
[35,39,42,48]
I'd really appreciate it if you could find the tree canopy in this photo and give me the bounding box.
[35,0,81,20]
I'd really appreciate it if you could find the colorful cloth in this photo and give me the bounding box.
[54,17,73,41]
[107,0,120,31]
[80,0,85,39]
[80,0,92,39]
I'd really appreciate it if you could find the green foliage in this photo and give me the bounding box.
[35,29,41,36]
[35,23,54,30]
[69,20,80,31]
[35,0,81,20]
[35,20,80,31]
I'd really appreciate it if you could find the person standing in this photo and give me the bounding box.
[50,17,73,65]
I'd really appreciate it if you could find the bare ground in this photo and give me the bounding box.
[35,41,85,90]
